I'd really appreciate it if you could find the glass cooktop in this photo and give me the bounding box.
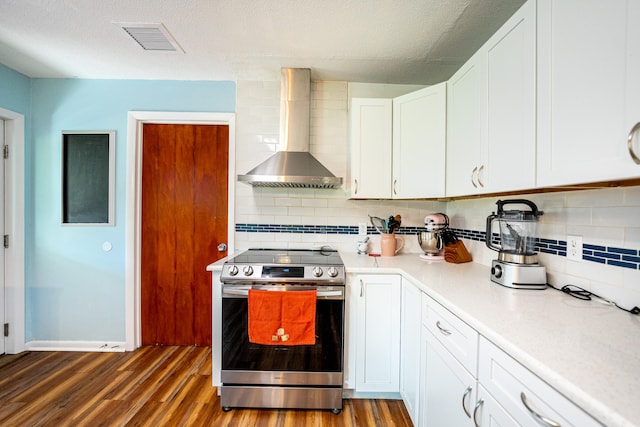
[227,248,343,266]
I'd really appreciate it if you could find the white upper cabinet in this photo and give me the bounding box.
[349,84,447,199]
[446,0,536,197]
[349,98,393,198]
[485,0,536,193]
[537,0,640,186]
[392,83,447,198]
[627,0,640,164]
[446,46,487,197]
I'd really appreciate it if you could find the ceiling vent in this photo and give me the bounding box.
[116,23,183,52]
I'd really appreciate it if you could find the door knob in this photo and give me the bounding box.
[217,243,227,252]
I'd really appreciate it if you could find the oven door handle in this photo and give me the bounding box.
[221,286,344,299]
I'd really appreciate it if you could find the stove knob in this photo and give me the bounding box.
[312,266,323,277]
[491,264,503,279]
[327,267,339,277]
[228,265,239,276]
[243,265,254,276]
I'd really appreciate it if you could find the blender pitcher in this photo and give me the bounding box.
[486,199,543,263]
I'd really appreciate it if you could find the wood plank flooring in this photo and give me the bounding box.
[0,346,413,426]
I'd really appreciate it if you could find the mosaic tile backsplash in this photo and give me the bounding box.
[236,224,640,271]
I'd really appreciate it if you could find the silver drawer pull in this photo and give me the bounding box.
[462,385,473,418]
[520,392,561,427]
[473,398,483,427]
[436,320,452,336]
[628,121,640,164]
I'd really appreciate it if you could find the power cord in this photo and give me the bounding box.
[549,284,640,315]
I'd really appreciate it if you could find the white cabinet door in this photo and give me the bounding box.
[349,98,393,198]
[475,385,519,427]
[400,279,422,423]
[626,0,640,165]
[392,83,446,198]
[355,274,401,392]
[446,0,535,197]
[537,0,640,186]
[446,49,487,197]
[485,0,536,193]
[419,325,476,427]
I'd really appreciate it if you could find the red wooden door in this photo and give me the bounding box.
[141,123,228,346]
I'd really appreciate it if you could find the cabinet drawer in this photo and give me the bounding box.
[422,293,478,376]
[479,337,601,426]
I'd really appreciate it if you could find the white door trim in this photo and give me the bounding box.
[0,107,25,354]
[125,111,236,351]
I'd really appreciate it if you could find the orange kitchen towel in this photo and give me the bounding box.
[280,291,317,345]
[248,289,283,345]
[247,290,317,346]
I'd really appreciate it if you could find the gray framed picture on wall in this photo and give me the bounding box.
[61,131,115,226]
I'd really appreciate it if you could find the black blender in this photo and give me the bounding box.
[486,199,547,289]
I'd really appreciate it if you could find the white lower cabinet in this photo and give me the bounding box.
[478,337,601,426]
[419,292,478,426]
[400,279,422,423]
[354,274,401,393]
[420,326,477,426]
[348,277,601,426]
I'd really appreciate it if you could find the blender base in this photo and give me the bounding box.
[490,260,547,289]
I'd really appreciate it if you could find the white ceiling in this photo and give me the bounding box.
[0,0,525,84]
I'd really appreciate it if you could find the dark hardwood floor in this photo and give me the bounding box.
[0,346,413,426]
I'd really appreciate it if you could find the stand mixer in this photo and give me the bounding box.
[486,199,547,289]
[418,213,449,260]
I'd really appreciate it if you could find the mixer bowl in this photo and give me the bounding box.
[418,231,443,256]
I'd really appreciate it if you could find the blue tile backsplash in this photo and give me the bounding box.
[236,223,640,271]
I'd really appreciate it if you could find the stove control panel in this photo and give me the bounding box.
[221,263,345,284]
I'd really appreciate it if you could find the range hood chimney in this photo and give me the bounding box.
[237,68,343,189]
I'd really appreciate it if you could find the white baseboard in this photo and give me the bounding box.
[25,340,127,352]
[342,389,402,400]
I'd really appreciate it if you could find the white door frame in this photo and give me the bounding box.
[125,111,236,351]
[0,107,25,355]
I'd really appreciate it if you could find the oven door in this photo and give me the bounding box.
[221,284,344,386]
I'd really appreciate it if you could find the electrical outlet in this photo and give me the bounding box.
[567,235,583,261]
[358,222,368,236]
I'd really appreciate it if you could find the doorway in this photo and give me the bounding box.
[140,123,228,346]
[1,120,5,355]
[125,111,235,350]
[0,108,25,356]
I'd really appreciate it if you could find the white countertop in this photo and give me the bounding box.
[341,252,640,427]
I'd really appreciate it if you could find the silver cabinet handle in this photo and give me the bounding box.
[477,165,485,187]
[360,279,364,297]
[217,243,227,252]
[354,179,358,195]
[436,320,452,336]
[628,121,640,164]
[462,385,473,418]
[520,392,561,427]
[471,166,478,188]
[393,179,398,195]
[473,399,483,427]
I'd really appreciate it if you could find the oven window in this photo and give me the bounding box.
[221,297,343,372]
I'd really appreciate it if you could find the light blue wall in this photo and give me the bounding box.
[0,64,31,115]
[27,78,235,341]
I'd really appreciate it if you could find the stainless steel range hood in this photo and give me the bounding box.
[237,68,343,189]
